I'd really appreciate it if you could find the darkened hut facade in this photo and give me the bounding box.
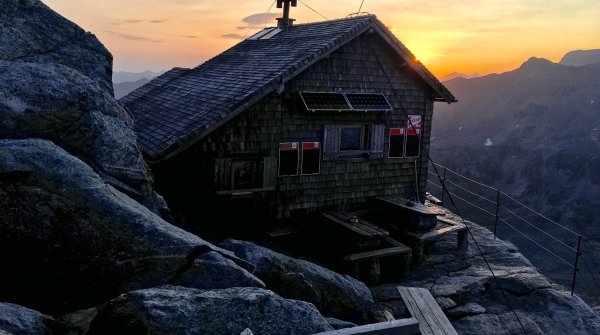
[121,14,455,230]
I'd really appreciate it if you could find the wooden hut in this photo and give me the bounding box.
[121,9,455,232]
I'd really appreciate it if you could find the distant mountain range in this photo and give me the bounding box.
[439,71,481,81]
[113,70,164,99]
[113,70,164,84]
[429,49,600,300]
[559,49,600,67]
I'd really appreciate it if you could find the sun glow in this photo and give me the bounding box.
[42,0,600,77]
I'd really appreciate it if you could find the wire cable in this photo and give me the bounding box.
[501,206,578,252]
[299,0,328,20]
[500,218,575,268]
[241,0,277,39]
[500,190,579,237]
[433,163,499,191]
[445,178,498,205]
[447,190,498,217]
[358,0,366,13]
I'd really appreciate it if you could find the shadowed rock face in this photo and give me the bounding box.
[0,0,113,93]
[220,239,374,323]
[67,286,333,335]
[0,0,166,215]
[0,139,264,314]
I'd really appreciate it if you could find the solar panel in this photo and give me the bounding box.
[299,92,352,111]
[346,94,393,111]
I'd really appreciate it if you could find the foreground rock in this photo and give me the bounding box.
[0,302,59,335]
[220,239,374,323]
[67,286,333,335]
[0,0,165,214]
[0,0,112,92]
[0,139,263,313]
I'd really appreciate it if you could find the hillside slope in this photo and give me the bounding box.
[431,58,600,238]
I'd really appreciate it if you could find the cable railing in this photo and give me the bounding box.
[428,162,583,295]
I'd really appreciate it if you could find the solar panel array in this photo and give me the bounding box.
[300,92,392,112]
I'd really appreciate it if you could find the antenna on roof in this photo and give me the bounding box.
[276,0,297,29]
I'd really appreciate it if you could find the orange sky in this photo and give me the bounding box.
[43,0,600,77]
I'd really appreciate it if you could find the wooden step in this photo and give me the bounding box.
[397,286,458,335]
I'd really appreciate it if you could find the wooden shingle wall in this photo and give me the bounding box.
[153,32,436,220]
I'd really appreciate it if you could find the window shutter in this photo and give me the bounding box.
[263,156,278,188]
[370,124,385,158]
[214,158,232,191]
[323,125,339,159]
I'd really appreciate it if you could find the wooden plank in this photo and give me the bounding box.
[398,287,458,335]
[406,222,466,242]
[345,246,411,261]
[311,317,420,335]
[376,196,439,216]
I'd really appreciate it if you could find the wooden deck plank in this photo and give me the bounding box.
[344,245,411,261]
[406,222,466,242]
[398,286,458,335]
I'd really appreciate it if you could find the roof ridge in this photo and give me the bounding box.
[291,14,375,27]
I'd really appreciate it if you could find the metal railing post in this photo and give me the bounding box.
[494,189,500,239]
[440,167,447,206]
[571,235,582,295]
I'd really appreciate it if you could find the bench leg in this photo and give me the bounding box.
[369,258,381,284]
[457,229,469,258]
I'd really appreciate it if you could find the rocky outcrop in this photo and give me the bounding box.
[370,204,600,335]
[0,0,165,214]
[0,139,263,313]
[0,0,112,92]
[220,239,374,323]
[66,286,333,335]
[0,302,59,335]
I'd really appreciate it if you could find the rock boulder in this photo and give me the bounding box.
[69,286,333,335]
[219,239,374,323]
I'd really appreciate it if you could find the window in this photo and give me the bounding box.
[339,125,368,151]
[279,142,299,176]
[214,157,277,193]
[389,128,405,158]
[301,142,321,175]
[324,124,385,159]
[231,160,262,190]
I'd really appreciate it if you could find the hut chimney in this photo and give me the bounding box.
[276,0,297,29]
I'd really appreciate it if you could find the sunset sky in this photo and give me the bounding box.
[43,0,600,77]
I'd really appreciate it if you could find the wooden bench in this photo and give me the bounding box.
[322,211,412,283]
[405,217,468,263]
[322,211,389,238]
[397,286,458,335]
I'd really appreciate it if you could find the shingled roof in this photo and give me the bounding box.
[121,15,456,162]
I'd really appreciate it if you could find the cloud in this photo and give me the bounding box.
[123,19,144,24]
[242,13,279,25]
[103,30,164,43]
[184,35,199,39]
[222,33,243,40]
[150,19,167,24]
